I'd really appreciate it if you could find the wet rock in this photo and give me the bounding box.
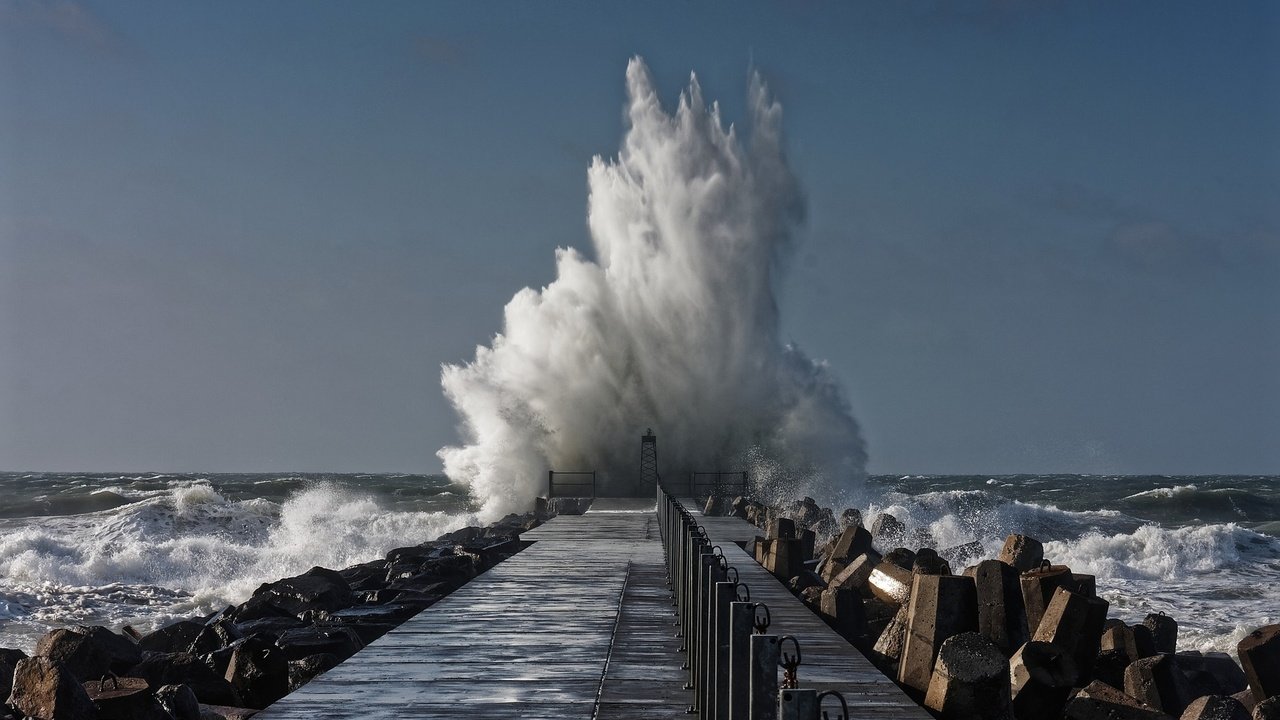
[274,626,363,662]
[35,628,113,682]
[83,676,167,720]
[820,587,868,649]
[871,606,910,676]
[1,648,27,700]
[871,513,906,547]
[224,635,288,710]
[883,547,916,572]
[1179,695,1250,720]
[197,704,258,720]
[189,620,243,656]
[912,548,951,576]
[250,567,354,618]
[1254,697,1280,719]
[788,571,825,594]
[1096,648,1134,689]
[1177,652,1249,697]
[155,684,201,720]
[69,628,141,675]
[126,651,240,706]
[830,525,874,565]
[286,653,339,692]
[6,656,96,720]
[767,517,796,541]
[941,541,985,568]
[839,508,863,529]
[139,620,206,654]
[799,585,824,609]
[923,632,1011,719]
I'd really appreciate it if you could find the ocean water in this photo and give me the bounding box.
[0,472,1276,659]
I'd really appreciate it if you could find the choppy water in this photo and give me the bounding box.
[0,472,1275,658]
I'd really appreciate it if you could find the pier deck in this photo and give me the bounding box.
[256,498,927,719]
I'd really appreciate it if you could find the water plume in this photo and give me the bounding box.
[439,57,867,519]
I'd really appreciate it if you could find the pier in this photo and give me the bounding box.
[255,493,928,719]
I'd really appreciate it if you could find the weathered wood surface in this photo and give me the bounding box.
[256,505,690,719]
[683,501,932,718]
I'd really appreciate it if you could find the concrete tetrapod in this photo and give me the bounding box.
[923,632,1012,720]
[1126,654,1195,717]
[974,559,1029,655]
[1031,586,1109,685]
[1179,695,1251,720]
[1010,640,1078,720]
[898,574,979,694]
[1063,680,1175,720]
[1239,625,1280,704]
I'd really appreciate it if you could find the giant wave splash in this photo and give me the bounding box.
[439,58,866,519]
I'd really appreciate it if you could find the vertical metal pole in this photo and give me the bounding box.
[713,581,735,720]
[749,635,780,720]
[778,689,817,720]
[728,602,754,720]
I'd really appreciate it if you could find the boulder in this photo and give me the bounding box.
[912,548,952,576]
[189,620,243,656]
[155,684,201,720]
[6,657,96,720]
[1145,613,1179,654]
[197,704,258,720]
[0,648,27,700]
[138,620,206,654]
[275,626,363,662]
[871,605,910,675]
[1179,695,1251,720]
[1177,652,1249,697]
[287,653,340,692]
[839,508,863,529]
[1239,625,1280,704]
[830,526,874,565]
[69,628,141,675]
[250,567,354,618]
[883,547,917,571]
[126,652,240,706]
[1064,680,1175,720]
[223,635,288,709]
[82,676,167,720]
[35,628,112,682]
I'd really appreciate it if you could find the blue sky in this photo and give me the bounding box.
[1,0,1277,474]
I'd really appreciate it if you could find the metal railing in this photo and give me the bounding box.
[547,470,596,498]
[689,471,749,500]
[656,482,848,720]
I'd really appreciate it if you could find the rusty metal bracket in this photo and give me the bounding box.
[778,635,802,689]
[817,690,849,720]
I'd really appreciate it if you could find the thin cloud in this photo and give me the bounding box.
[0,0,130,57]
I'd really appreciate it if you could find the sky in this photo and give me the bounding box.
[1,0,1277,475]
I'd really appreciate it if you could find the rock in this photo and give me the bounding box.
[799,585,824,609]
[1104,623,1142,665]
[1064,680,1175,720]
[197,704,258,720]
[1239,625,1280,704]
[287,653,339,692]
[1254,697,1280,719]
[871,513,906,546]
[35,628,113,682]
[138,620,206,654]
[1,648,27,700]
[1011,640,1078,719]
[126,651,240,706]
[6,657,97,720]
[788,572,824,594]
[155,684,201,720]
[1145,613,1180,654]
[912,548,952,576]
[839,508,863,528]
[274,626,363,662]
[250,567,354,618]
[898,574,979,693]
[189,620,243,656]
[830,526,874,565]
[974,559,1028,655]
[83,676,167,720]
[69,628,141,675]
[223,635,288,710]
[1126,654,1195,717]
[997,534,1044,573]
[923,632,1011,719]
[941,541,985,568]
[1177,652,1249,697]
[883,547,917,571]
[1179,695,1250,720]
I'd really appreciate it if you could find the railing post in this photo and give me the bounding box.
[749,635,780,720]
[728,602,756,720]
[713,580,736,720]
[778,689,817,720]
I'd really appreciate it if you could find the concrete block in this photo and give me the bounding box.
[800,529,816,562]
[1254,696,1280,720]
[884,547,917,571]
[1064,680,1175,720]
[871,513,906,546]
[1231,689,1255,713]
[1239,624,1280,704]
[1020,563,1077,632]
[924,632,1011,719]
[830,552,880,595]
[1103,623,1142,665]
[1133,624,1158,659]
[998,534,1044,573]
[1096,648,1133,690]
[1011,640,1079,720]
[974,559,1028,655]
[765,538,804,581]
[831,525,874,564]
[1032,586,1110,685]
[1176,651,1249,697]
[863,597,896,642]
[871,605,909,675]
[1126,654,1195,717]
[767,517,796,541]
[753,536,769,564]
[820,587,869,649]
[913,548,952,576]
[1179,695,1250,720]
[1073,574,1098,597]
[898,573,979,693]
[840,507,863,528]
[867,560,915,607]
[1146,613,1180,654]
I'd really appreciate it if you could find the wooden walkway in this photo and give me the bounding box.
[255,499,690,719]
[257,498,927,719]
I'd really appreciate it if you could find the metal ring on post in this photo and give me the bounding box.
[726,566,739,585]
[753,603,771,634]
[778,635,802,689]
[711,545,723,558]
[816,690,849,720]
[735,583,750,602]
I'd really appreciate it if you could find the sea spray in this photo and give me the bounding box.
[439,58,867,519]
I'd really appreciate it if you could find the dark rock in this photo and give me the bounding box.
[1177,652,1249,697]
[912,548,952,576]
[197,704,258,720]
[35,628,113,682]
[138,620,206,654]
[189,620,242,656]
[1064,680,1174,720]
[1020,563,1078,634]
[155,684,200,720]
[126,651,240,706]
[788,571,825,594]
[1239,624,1280,704]
[1255,696,1280,719]
[923,632,1010,720]
[871,605,910,675]
[232,617,303,640]
[287,653,340,692]
[436,526,483,544]
[1032,586,1109,684]
[83,676,167,720]
[6,657,96,720]
[275,626,363,662]
[1126,654,1195,717]
[0,648,27,700]
[839,508,863,528]
[1097,648,1134,689]
[799,586,824,609]
[767,517,796,541]
[830,525,874,565]
[1145,613,1179,654]
[1179,695,1251,720]
[998,534,1045,573]
[224,635,288,710]
[883,547,916,571]
[1011,640,1079,719]
[69,628,141,675]
[250,567,354,618]
[820,588,868,649]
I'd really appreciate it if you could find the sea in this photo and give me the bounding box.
[0,472,1276,658]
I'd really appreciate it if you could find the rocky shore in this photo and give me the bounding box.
[0,507,555,720]
[704,494,1280,720]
